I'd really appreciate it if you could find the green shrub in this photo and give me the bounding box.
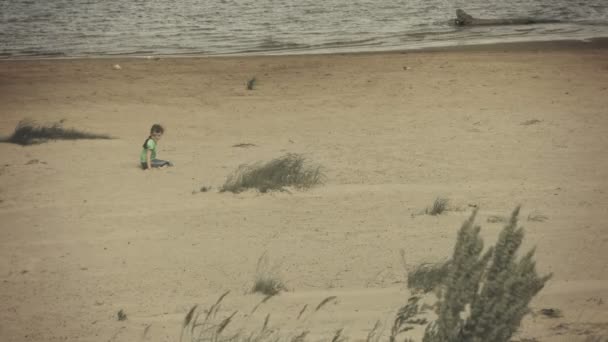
[220,153,324,193]
[423,207,552,342]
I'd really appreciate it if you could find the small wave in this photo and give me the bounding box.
[257,37,309,50]
[15,49,66,57]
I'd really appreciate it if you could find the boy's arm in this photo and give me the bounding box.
[146,149,153,170]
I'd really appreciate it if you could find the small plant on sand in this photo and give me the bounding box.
[425,198,449,216]
[487,215,508,223]
[252,253,286,296]
[220,153,324,193]
[527,211,548,222]
[247,77,257,90]
[422,206,552,342]
[2,120,111,146]
[407,261,450,293]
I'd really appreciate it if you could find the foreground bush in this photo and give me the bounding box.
[423,207,552,342]
[220,153,323,193]
[2,120,111,145]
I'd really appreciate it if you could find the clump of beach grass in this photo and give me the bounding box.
[406,261,450,293]
[220,153,324,193]
[251,253,286,296]
[425,197,449,216]
[1,120,112,146]
[423,206,552,342]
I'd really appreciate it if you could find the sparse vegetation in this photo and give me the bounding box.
[296,304,308,320]
[366,321,383,342]
[117,309,127,321]
[521,119,542,126]
[247,77,257,90]
[487,215,508,223]
[390,296,427,342]
[584,335,608,342]
[331,328,346,342]
[315,296,337,311]
[180,291,254,342]
[539,308,562,318]
[252,253,286,296]
[233,143,257,148]
[1,120,111,146]
[422,207,552,342]
[425,197,449,216]
[220,153,324,193]
[175,206,553,342]
[527,211,548,222]
[251,294,274,314]
[407,261,450,293]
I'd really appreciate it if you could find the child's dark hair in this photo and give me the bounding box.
[150,124,164,134]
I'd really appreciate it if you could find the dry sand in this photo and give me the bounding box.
[1,40,607,342]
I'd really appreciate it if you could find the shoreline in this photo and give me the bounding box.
[2,36,608,62]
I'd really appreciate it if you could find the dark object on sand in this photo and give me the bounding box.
[117,309,127,321]
[454,9,560,27]
[539,308,563,318]
[2,120,111,146]
[247,77,256,90]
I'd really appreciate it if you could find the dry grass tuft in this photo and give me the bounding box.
[251,253,286,296]
[251,295,274,314]
[539,308,562,318]
[425,197,449,216]
[232,143,257,148]
[291,331,309,342]
[315,296,337,311]
[2,120,111,146]
[220,153,324,193]
[331,328,346,342]
[296,304,308,320]
[407,262,450,293]
[366,321,383,342]
[527,211,548,222]
[487,215,508,223]
[521,119,542,126]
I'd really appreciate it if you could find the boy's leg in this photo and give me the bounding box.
[151,159,173,167]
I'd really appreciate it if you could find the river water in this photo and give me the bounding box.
[1,0,607,58]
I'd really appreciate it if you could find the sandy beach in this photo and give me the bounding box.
[1,40,608,341]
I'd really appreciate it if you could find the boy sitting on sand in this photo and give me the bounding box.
[140,124,173,170]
